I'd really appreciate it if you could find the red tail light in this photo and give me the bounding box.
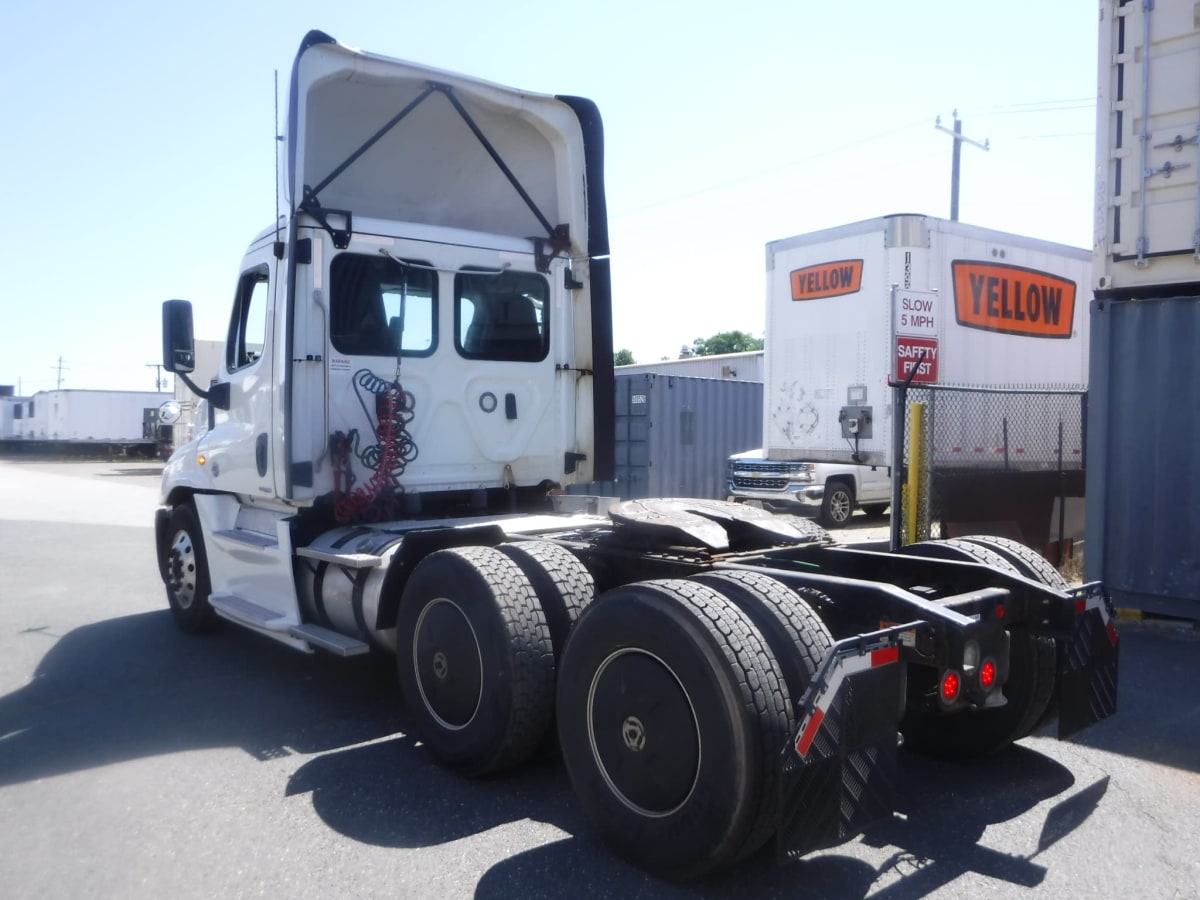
[980,659,997,689]
[940,670,961,703]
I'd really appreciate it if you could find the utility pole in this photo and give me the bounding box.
[52,357,69,389]
[935,110,989,221]
[146,363,166,391]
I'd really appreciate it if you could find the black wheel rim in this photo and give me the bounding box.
[587,648,700,817]
[412,598,483,730]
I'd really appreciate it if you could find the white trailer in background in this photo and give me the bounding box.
[730,214,1090,546]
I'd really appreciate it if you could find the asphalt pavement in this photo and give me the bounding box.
[0,459,1196,899]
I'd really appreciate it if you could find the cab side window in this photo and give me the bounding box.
[227,266,269,372]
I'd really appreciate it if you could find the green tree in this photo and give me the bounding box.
[614,348,636,366]
[690,330,764,356]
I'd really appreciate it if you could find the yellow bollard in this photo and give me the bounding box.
[905,403,925,546]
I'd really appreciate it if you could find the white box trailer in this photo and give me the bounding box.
[765,214,1090,469]
[732,214,1090,544]
[14,389,172,442]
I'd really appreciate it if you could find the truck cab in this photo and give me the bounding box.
[161,30,613,523]
[727,448,890,527]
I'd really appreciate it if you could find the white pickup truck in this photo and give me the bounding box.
[727,449,890,527]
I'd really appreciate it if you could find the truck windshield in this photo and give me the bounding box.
[330,253,436,357]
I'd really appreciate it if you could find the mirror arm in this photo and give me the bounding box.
[175,373,231,411]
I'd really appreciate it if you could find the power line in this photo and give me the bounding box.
[612,116,931,219]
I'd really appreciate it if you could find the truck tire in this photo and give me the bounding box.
[956,535,1070,591]
[691,571,833,706]
[955,534,1069,733]
[819,481,855,528]
[861,503,890,517]
[897,539,1057,758]
[396,546,554,776]
[556,579,791,880]
[164,504,218,634]
[496,541,594,660]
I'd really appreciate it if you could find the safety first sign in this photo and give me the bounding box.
[895,289,939,383]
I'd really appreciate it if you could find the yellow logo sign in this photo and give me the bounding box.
[790,259,864,301]
[952,261,1076,338]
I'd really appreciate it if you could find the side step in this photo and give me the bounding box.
[209,593,370,656]
[289,624,370,657]
[209,593,291,631]
[296,546,383,569]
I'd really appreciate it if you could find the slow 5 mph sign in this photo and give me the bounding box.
[894,288,939,383]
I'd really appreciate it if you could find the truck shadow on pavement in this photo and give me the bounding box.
[0,611,403,788]
[0,610,1182,897]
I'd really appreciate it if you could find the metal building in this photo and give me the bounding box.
[617,351,764,382]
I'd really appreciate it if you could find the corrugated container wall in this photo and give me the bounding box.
[1088,1,1200,618]
[575,373,763,501]
[1086,297,1200,617]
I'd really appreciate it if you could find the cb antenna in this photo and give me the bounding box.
[274,70,282,245]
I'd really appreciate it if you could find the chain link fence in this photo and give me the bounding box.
[893,385,1087,548]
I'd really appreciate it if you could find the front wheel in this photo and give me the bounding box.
[164,504,218,634]
[819,481,855,528]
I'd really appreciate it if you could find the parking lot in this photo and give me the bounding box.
[0,459,1197,899]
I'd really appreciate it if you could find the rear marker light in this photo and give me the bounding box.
[980,659,997,689]
[940,670,961,703]
[995,604,1005,619]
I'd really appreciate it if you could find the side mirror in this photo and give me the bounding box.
[162,299,196,374]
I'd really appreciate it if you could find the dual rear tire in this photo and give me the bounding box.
[395,541,594,776]
[897,537,1061,758]
[556,575,832,880]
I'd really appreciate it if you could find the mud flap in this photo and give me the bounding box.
[1057,581,1119,739]
[777,625,922,862]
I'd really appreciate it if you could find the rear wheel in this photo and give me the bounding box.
[898,538,1057,758]
[861,503,889,518]
[956,535,1069,590]
[495,540,594,659]
[691,570,832,706]
[819,481,854,528]
[164,504,218,634]
[556,579,791,880]
[396,546,554,775]
[956,534,1068,732]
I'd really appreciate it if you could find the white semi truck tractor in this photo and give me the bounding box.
[155,30,1118,881]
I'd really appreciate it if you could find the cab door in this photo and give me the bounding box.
[199,243,278,498]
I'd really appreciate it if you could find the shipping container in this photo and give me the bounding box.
[1094,0,1200,294]
[1088,0,1200,616]
[575,372,762,500]
[1086,296,1200,616]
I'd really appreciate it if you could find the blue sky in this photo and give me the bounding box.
[0,0,1098,393]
